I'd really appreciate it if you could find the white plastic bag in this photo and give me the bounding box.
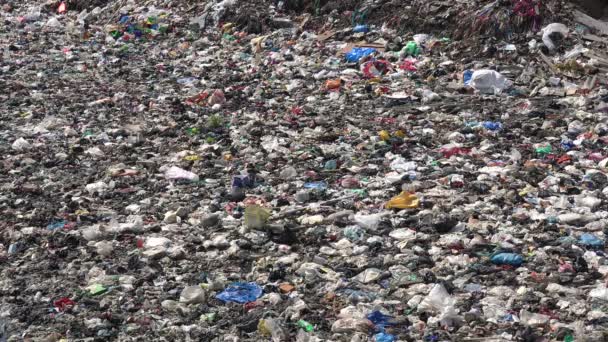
[164,166,199,181]
[470,70,511,94]
[353,213,382,230]
[418,283,455,313]
[541,23,568,51]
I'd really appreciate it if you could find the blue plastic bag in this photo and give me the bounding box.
[579,233,604,248]
[47,220,67,231]
[375,332,396,342]
[345,47,376,63]
[491,253,523,267]
[216,282,262,304]
[463,69,473,85]
[353,24,369,33]
[232,174,255,188]
[367,310,396,328]
[304,181,327,190]
[482,121,503,131]
[560,139,574,151]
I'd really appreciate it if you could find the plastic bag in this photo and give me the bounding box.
[164,166,199,181]
[366,311,396,328]
[361,60,391,78]
[386,192,419,209]
[375,332,396,342]
[354,213,382,230]
[579,233,603,248]
[180,286,206,304]
[402,41,420,56]
[353,24,369,33]
[345,47,376,63]
[258,318,287,342]
[11,137,31,151]
[541,23,568,51]
[418,283,455,313]
[470,70,511,94]
[490,253,523,267]
[244,206,271,229]
[216,282,262,303]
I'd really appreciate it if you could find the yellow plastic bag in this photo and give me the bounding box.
[244,206,271,229]
[379,130,390,141]
[386,191,419,209]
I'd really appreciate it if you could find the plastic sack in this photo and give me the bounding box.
[470,70,511,94]
[216,282,263,303]
[345,47,376,63]
[541,23,568,51]
[386,191,419,209]
[490,253,523,267]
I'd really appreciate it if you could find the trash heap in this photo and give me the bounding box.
[4,0,608,340]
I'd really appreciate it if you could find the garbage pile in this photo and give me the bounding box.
[4,0,608,340]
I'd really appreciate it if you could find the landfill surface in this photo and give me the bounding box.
[4,0,608,341]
